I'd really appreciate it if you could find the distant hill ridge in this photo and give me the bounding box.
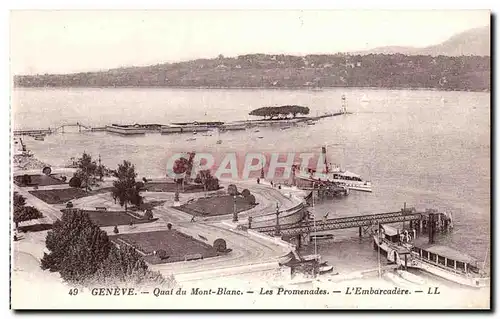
[351,26,490,57]
[14,26,491,92]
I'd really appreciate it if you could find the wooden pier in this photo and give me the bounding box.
[250,205,453,248]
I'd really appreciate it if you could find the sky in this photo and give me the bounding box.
[10,10,490,75]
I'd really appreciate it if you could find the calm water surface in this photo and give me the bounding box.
[12,88,491,273]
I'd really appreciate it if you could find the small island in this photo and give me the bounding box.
[249,105,310,119]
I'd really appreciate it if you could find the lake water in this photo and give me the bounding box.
[12,87,491,273]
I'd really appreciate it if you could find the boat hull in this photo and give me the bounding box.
[374,236,489,288]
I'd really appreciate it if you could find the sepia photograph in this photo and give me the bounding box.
[9,9,491,310]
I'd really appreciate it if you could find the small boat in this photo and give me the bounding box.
[257,136,264,139]
[216,140,222,144]
[281,126,291,130]
[34,135,45,141]
[186,138,196,141]
[396,269,426,285]
[318,265,334,274]
[361,94,369,103]
[254,129,260,133]
[374,224,490,288]
[310,234,335,240]
[384,272,413,288]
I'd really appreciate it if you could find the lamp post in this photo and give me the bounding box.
[274,203,281,236]
[232,195,238,222]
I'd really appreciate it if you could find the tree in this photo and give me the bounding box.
[172,157,189,191]
[194,169,220,192]
[144,209,153,220]
[74,152,98,191]
[88,245,172,288]
[41,209,170,287]
[41,210,111,283]
[227,184,238,196]
[213,238,227,252]
[246,194,256,205]
[167,223,173,230]
[68,176,82,188]
[113,225,119,234]
[249,105,310,119]
[156,249,168,260]
[13,192,43,229]
[112,161,141,211]
[241,189,251,198]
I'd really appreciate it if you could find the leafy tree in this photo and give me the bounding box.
[194,169,220,192]
[167,223,173,230]
[13,192,43,229]
[227,184,238,196]
[172,157,189,191]
[135,181,145,190]
[156,249,168,260]
[249,105,310,119]
[113,225,119,234]
[13,192,26,207]
[112,161,141,211]
[41,210,111,283]
[246,194,256,205]
[144,209,153,220]
[41,209,171,287]
[74,152,98,191]
[87,244,173,288]
[241,189,251,198]
[68,176,82,188]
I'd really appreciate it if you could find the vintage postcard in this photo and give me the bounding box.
[10,10,491,310]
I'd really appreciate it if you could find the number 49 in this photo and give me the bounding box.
[68,288,79,296]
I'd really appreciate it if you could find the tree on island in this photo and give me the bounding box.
[13,192,43,229]
[73,152,98,191]
[249,105,310,119]
[112,160,142,211]
[194,169,220,192]
[40,209,172,287]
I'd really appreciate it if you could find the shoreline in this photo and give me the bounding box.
[12,85,490,93]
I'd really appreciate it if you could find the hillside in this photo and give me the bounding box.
[352,26,490,57]
[14,53,490,92]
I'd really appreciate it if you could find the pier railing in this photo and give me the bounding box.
[251,210,423,236]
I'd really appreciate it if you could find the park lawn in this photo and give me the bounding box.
[177,195,257,217]
[83,210,158,227]
[110,229,218,264]
[14,174,66,187]
[29,187,114,204]
[143,182,206,193]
